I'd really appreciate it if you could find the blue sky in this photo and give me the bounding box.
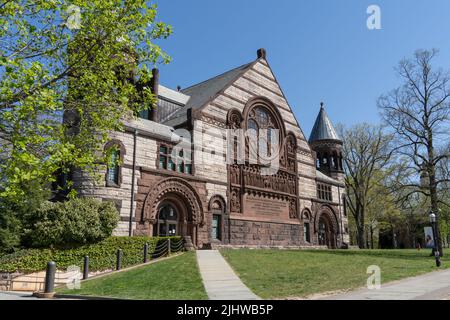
[155,0,450,136]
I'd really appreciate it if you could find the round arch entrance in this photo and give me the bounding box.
[142,177,204,246]
[315,206,339,249]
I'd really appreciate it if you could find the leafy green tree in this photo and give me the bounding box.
[0,1,172,204]
[339,123,394,248]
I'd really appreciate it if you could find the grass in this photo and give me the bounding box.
[57,252,207,300]
[220,249,450,299]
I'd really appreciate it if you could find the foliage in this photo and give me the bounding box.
[0,1,172,204]
[0,188,49,253]
[339,123,394,248]
[21,198,119,247]
[0,207,22,254]
[56,252,207,300]
[0,236,180,273]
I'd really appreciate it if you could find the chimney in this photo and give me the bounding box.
[257,48,266,59]
[149,68,159,122]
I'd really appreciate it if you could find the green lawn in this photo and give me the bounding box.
[57,252,207,300]
[220,249,449,299]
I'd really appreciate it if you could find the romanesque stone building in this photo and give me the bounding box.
[73,49,349,249]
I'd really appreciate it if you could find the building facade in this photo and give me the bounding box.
[73,49,350,249]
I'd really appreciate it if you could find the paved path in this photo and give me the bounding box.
[196,250,260,300]
[0,291,38,300]
[321,269,450,300]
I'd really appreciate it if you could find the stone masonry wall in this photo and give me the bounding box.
[229,219,304,246]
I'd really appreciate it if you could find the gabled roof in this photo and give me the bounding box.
[161,62,255,127]
[309,103,340,143]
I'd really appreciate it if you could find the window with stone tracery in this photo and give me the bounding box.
[247,106,278,159]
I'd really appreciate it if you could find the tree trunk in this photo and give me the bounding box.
[370,225,374,249]
[357,223,365,249]
[392,227,397,249]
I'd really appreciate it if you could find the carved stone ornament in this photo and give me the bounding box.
[142,177,204,225]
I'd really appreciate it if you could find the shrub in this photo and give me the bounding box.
[0,208,22,255]
[23,198,119,247]
[0,236,181,273]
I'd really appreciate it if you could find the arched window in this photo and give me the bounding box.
[247,106,279,160]
[104,140,125,187]
[107,149,120,185]
[211,200,223,240]
[154,203,179,236]
[209,196,226,241]
[302,209,311,243]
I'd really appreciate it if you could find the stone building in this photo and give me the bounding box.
[73,49,349,249]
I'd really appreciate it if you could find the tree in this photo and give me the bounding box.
[378,49,450,256]
[0,1,172,203]
[364,170,399,249]
[340,123,394,248]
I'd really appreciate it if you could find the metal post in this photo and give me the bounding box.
[116,249,122,270]
[167,238,171,256]
[83,256,89,280]
[44,261,56,293]
[143,243,148,263]
[432,222,441,267]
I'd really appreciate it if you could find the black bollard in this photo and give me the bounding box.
[83,256,89,280]
[143,243,148,263]
[116,249,122,270]
[44,261,56,293]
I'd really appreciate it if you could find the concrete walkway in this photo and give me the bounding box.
[0,291,40,300]
[196,250,260,300]
[321,269,450,300]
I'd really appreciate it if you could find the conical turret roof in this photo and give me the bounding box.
[308,103,340,143]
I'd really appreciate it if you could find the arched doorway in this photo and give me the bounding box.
[318,215,335,248]
[142,177,204,246]
[315,206,339,249]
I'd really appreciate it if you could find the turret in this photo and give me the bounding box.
[309,103,343,179]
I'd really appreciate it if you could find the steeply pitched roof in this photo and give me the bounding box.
[161,62,254,127]
[308,103,340,143]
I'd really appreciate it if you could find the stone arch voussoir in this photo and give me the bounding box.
[314,205,339,234]
[143,177,204,226]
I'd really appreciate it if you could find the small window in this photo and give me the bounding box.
[317,183,332,201]
[168,158,175,171]
[159,145,192,174]
[107,149,120,185]
[159,155,167,169]
[304,223,310,242]
[212,214,222,240]
[159,143,192,175]
[138,109,150,120]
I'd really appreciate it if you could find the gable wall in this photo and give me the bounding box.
[199,59,318,201]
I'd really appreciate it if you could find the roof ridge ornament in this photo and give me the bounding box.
[257,48,266,59]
